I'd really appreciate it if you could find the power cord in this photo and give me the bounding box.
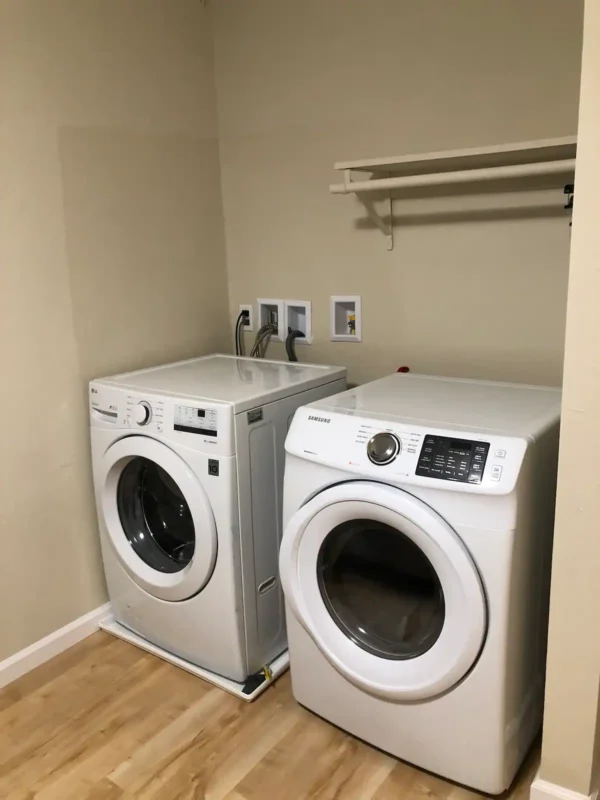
[235,310,249,356]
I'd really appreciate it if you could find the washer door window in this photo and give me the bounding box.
[100,436,217,601]
[318,519,445,661]
[280,481,486,701]
[117,457,195,573]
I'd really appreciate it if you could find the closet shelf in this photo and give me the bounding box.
[330,136,577,250]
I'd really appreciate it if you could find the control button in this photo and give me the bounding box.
[491,465,503,481]
[495,449,506,459]
[367,432,401,465]
[133,401,152,426]
[156,423,163,432]
[470,462,483,472]
[468,473,482,483]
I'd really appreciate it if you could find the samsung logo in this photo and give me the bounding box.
[308,415,331,424]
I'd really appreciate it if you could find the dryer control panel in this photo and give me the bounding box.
[416,435,490,484]
[286,405,528,495]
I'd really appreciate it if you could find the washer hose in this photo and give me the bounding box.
[285,328,305,362]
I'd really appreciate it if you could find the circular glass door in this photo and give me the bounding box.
[117,457,195,573]
[318,519,445,660]
[99,436,217,601]
[280,481,486,701]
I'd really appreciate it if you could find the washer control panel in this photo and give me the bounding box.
[90,382,235,455]
[174,405,218,437]
[416,435,490,484]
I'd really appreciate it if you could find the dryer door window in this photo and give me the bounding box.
[280,481,487,701]
[117,457,195,574]
[318,519,444,660]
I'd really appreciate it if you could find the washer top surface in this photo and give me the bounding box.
[313,373,561,439]
[93,354,345,412]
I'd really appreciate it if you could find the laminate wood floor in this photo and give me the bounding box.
[0,632,539,799]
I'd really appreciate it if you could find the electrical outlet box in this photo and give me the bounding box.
[284,300,312,344]
[257,298,285,342]
[330,295,362,342]
[238,304,254,332]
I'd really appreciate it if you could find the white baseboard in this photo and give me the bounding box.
[530,773,598,800]
[0,602,111,690]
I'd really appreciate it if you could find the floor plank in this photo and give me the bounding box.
[0,632,539,799]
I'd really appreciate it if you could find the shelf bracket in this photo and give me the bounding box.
[345,170,394,251]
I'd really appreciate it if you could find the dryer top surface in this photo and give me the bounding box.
[312,373,561,439]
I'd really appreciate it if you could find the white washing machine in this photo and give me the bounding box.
[280,373,561,792]
[90,354,346,698]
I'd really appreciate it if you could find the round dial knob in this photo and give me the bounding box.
[367,432,400,465]
[133,401,152,426]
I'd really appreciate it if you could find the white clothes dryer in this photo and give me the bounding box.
[279,373,561,792]
[90,354,345,698]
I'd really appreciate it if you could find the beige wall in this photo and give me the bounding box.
[538,0,600,794]
[213,0,583,387]
[0,1,230,661]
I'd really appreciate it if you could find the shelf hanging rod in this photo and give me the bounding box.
[329,158,576,195]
